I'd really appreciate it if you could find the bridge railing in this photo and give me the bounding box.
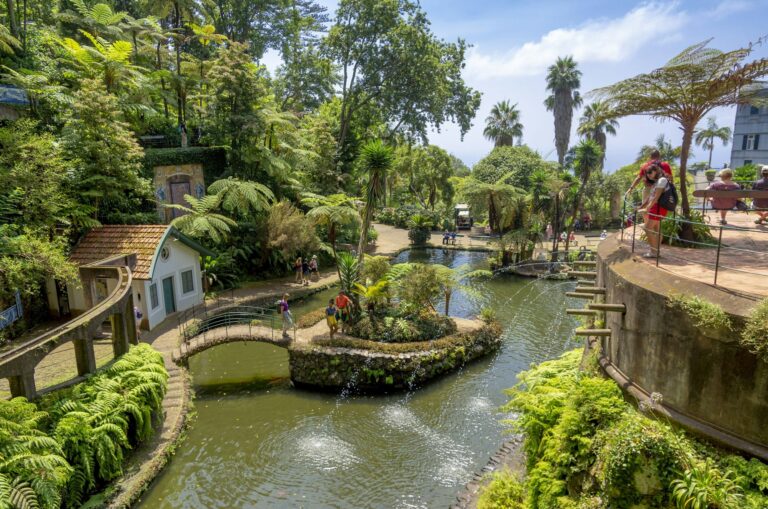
[620,197,768,289]
[177,301,296,345]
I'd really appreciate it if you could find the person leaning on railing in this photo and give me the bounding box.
[753,165,768,225]
[625,149,674,203]
[636,163,669,258]
[707,168,741,225]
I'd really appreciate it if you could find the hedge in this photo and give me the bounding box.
[142,146,228,184]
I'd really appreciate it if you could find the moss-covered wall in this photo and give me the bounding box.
[288,323,502,392]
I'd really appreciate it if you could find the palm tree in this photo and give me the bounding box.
[357,140,394,261]
[577,101,618,169]
[166,194,237,244]
[301,192,361,273]
[61,31,142,93]
[545,56,582,165]
[62,0,127,39]
[483,100,524,147]
[694,117,732,169]
[564,139,603,251]
[592,39,768,238]
[636,134,683,164]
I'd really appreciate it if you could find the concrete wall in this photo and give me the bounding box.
[597,237,768,448]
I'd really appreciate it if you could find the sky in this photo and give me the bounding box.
[263,0,768,172]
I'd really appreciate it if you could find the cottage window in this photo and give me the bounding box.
[150,283,159,309]
[181,270,195,294]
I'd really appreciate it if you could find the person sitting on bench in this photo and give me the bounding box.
[754,165,768,225]
[707,168,741,225]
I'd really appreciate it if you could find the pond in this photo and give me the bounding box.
[137,249,579,508]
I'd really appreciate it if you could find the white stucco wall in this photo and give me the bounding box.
[143,238,204,330]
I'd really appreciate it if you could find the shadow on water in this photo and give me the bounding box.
[138,248,580,509]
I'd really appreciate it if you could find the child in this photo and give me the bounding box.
[325,299,338,339]
[278,294,293,338]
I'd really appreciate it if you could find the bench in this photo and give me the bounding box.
[692,189,768,212]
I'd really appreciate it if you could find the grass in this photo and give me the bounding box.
[740,298,768,361]
[667,293,732,331]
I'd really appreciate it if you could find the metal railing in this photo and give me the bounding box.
[620,197,768,289]
[177,298,296,346]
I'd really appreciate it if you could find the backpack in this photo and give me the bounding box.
[657,180,679,211]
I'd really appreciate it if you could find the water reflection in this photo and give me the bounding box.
[138,249,579,509]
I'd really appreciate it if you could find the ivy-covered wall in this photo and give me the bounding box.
[288,322,501,392]
[142,146,228,185]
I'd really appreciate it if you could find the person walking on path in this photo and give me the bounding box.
[752,165,768,225]
[626,149,673,204]
[707,168,741,225]
[278,294,294,338]
[294,257,304,284]
[325,299,339,339]
[637,163,670,258]
[309,255,319,281]
[302,258,311,286]
[546,223,553,240]
[335,291,352,333]
[133,306,143,340]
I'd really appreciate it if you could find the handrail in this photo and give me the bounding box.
[177,300,294,345]
[620,196,768,289]
[0,265,133,365]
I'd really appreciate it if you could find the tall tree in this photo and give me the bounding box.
[545,56,582,165]
[577,101,618,169]
[357,140,393,260]
[564,139,602,251]
[461,175,524,234]
[324,0,480,162]
[694,116,732,169]
[592,39,768,238]
[483,100,523,147]
[301,192,360,273]
[636,134,682,164]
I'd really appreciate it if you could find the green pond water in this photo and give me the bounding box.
[138,249,579,508]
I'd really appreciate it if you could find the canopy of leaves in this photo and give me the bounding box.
[471,146,555,190]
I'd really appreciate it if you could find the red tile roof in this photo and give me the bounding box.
[69,225,169,280]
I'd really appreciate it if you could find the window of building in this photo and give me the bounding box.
[743,134,760,151]
[181,270,194,294]
[750,106,760,115]
[745,160,753,165]
[150,283,159,309]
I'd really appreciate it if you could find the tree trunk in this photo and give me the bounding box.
[707,142,713,169]
[330,222,341,281]
[678,122,695,241]
[174,1,184,131]
[444,290,451,316]
[5,0,19,39]
[551,193,560,259]
[357,207,372,263]
[157,42,169,119]
[564,172,588,252]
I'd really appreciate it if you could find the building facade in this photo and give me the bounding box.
[730,88,768,169]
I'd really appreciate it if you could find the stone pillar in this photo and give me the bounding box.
[74,335,97,376]
[125,295,138,346]
[9,370,36,400]
[110,311,130,357]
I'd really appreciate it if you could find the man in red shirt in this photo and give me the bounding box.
[335,291,352,332]
[625,150,674,203]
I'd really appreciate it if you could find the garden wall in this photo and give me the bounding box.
[596,236,768,456]
[288,322,501,392]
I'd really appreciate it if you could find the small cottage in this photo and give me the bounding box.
[46,225,213,331]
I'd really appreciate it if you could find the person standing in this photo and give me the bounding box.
[707,168,741,225]
[294,257,303,284]
[309,255,319,281]
[752,165,768,225]
[335,291,352,332]
[637,163,670,258]
[133,306,143,340]
[325,299,339,339]
[302,257,311,286]
[546,223,553,240]
[626,149,673,203]
[278,294,293,338]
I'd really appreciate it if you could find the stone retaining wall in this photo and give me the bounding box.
[288,323,502,392]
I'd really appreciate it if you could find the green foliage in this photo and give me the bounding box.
[357,140,394,258]
[740,299,768,362]
[394,263,441,312]
[336,251,361,295]
[491,349,768,509]
[142,147,228,183]
[296,308,327,329]
[733,163,759,182]
[0,344,167,509]
[267,201,322,262]
[479,307,497,324]
[348,309,456,343]
[360,255,391,284]
[667,294,733,331]
[471,146,553,189]
[477,469,525,509]
[407,214,433,245]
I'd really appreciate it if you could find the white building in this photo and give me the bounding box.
[730,87,768,169]
[46,225,213,331]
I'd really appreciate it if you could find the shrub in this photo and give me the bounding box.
[347,309,457,343]
[740,298,768,361]
[142,146,228,183]
[361,255,391,283]
[477,469,525,509]
[667,294,732,331]
[296,308,326,328]
[408,214,433,246]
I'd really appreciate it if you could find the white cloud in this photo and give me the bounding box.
[465,2,687,79]
[704,0,751,18]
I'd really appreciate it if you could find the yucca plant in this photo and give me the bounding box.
[357,140,394,260]
[336,251,360,296]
